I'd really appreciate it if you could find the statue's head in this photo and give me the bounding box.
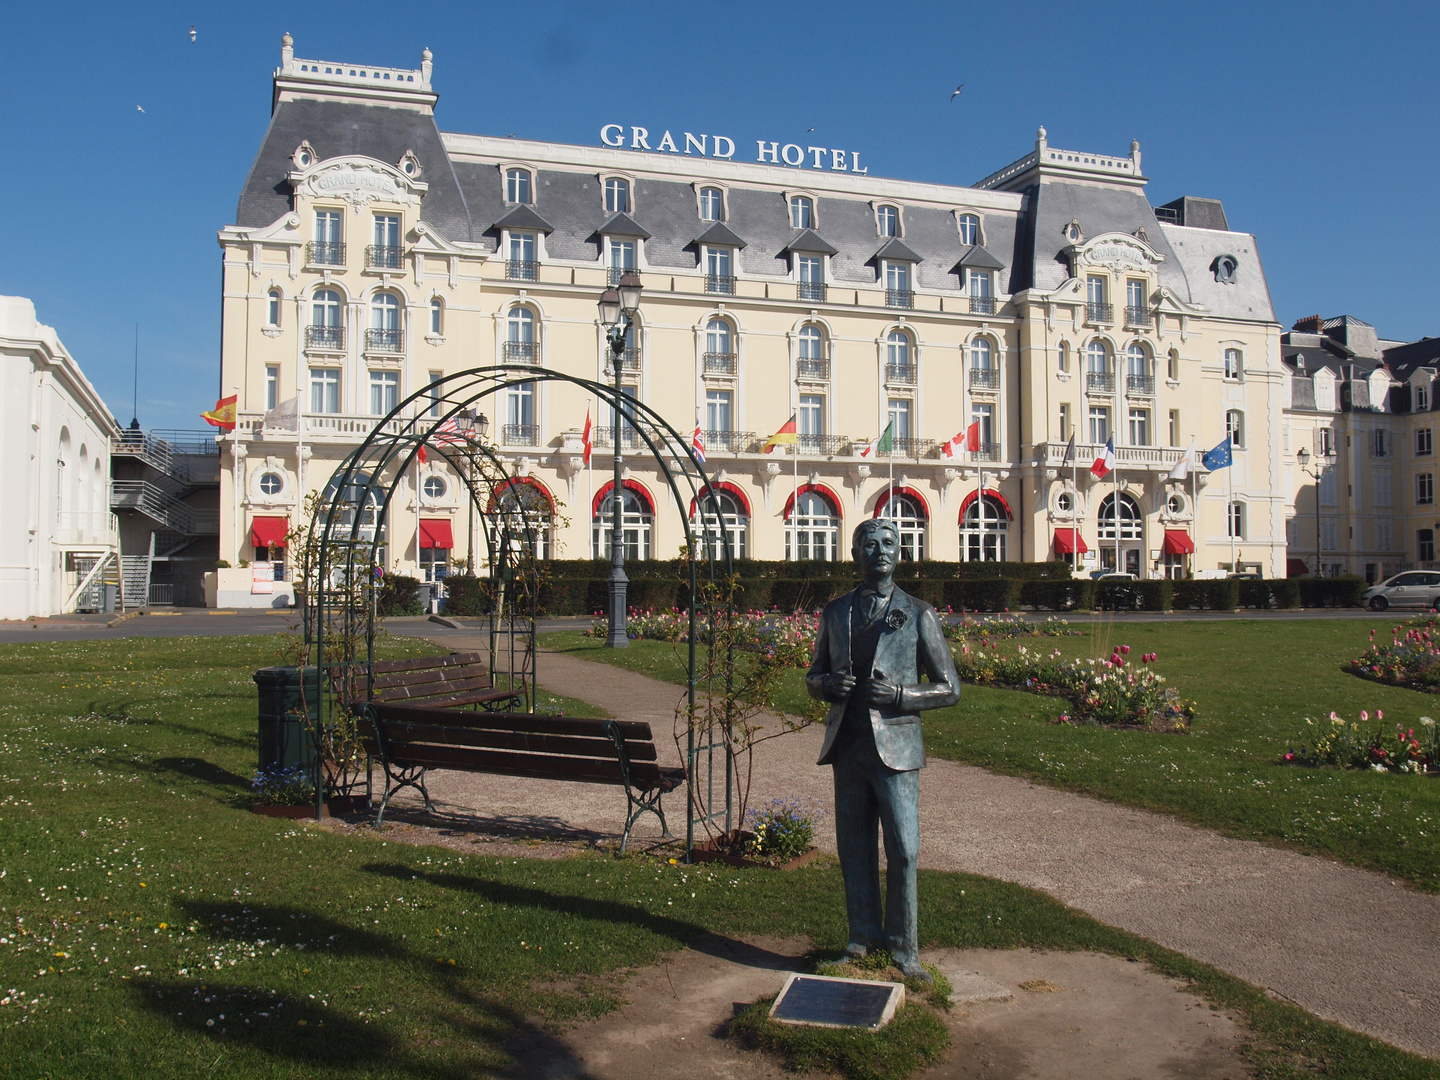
[851,518,900,585]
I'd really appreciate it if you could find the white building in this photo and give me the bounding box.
[0,297,122,619]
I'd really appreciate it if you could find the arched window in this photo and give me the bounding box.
[798,324,825,377]
[605,177,630,213]
[505,168,532,204]
[789,195,813,229]
[77,445,90,516]
[321,471,387,557]
[881,493,927,561]
[1086,339,1110,372]
[1097,492,1143,540]
[787,489,840,562]
[886,329,911,368]
[958,213,979,245]
[876,205,899,237]
[1126,343,1148,377]
[690,489,748,559]
[367,292,402,354]
[490,481,553,560]
[1224,348,1243,380]
[705,318,734,366]
[1057,340,1070,372]
[1167,349,1179,380]
[311,289,342,327]
[1226,409,1244,448]
[267,288,282,327]
[429,297,443,335]
[699,186,723,222]
[970,337,993,370]
[961,493,1008,562]
[506,306,538,363]
[593,485,653,560]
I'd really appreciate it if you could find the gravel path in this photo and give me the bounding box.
[406,641,1440,1061]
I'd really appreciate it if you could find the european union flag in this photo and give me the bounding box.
[1201,437,1233,471]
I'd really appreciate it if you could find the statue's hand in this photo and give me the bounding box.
[866,672,903,708]
[823,673,856,701]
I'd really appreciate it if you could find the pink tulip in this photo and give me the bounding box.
[1360,710,1370,722]
[1377,710,1383,720]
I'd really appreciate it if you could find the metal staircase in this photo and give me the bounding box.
[110,481,219,536]
[119,534,155,612]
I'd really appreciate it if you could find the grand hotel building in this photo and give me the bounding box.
[216,37,1286,587]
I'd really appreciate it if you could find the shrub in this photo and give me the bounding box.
[441,574,490,616]
[376,573,424,616]
[1298,576,1367,608]
[1095,579,1171,611]
[942,577,1021,612]
[1020,578,1096,611]
[1171,579,1239,611]
[1268,578,1301,609]
[249,764,314,806]
[743,797,821,862]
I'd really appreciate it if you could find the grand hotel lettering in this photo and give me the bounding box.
[599,124,867,174]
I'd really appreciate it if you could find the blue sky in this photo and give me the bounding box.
[1,1,1435,430]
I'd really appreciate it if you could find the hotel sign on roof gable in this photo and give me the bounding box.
[1068,232,1164,273]
[599,123,868,174]
[289,156,428,212]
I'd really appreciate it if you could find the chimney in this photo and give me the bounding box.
[1293,315,1323,334]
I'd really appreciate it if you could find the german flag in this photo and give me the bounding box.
[201,394,238,430]
[761,414,798,454]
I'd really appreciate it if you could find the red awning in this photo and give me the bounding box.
[250,516,288,548]
[1287,558,1311,578]
[1053,528,1088,554]
[1162,529,1195,555]
[419,518,455,550]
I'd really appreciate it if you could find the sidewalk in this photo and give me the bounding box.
[410,640,1440,1061]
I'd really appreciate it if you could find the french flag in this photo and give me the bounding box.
[1090,436,1116,479]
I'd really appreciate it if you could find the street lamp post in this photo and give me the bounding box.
[455,408,488,575]
[1296,446,1326,577]
[598,272,643,648]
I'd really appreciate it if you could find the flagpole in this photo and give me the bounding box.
[978,467,985,562]
[587,403,594,560]
[1228,457,1235,572]
[1072,451,1079,572]
[1190,445,1197,578]
[792,431,799,562]
[1114,465,1121,575]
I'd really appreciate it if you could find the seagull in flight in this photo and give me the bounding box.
[806,126,815,132]
[950,83,964,101]
[189,25,196,43]
[136,104,145,113]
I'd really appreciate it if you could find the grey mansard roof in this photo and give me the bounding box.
[236,99,475,241]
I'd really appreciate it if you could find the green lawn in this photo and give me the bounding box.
[1,635,1436,1078]
[542,619,1440,892]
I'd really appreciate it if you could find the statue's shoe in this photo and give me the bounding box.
[843,942,868,960]
[895,957,932,984]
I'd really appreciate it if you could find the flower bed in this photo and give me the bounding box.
[942,613,1078,642]
[1347,617,1440,691]
[1282,711,1439,773]
[584,608,819,667]
[956,642,1194,731]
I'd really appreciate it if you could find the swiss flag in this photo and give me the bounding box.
[1090,436,1116,478]
[582,407,593,466]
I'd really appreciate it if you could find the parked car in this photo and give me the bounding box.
[1227,572,1262,580]
[1361,571,1440,612]
[1090,571,1137,581]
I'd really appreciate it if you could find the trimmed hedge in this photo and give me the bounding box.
[1267,578,1301,609]
[535,558,1072,582]
[440,574,490,616]
[1095,579,1172,612]
[1019,578,1097,611]
[1297,576,1366,608]
[1171,579,1240,611]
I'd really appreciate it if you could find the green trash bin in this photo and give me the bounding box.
[253,666,321,772]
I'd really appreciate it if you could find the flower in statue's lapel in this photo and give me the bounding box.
[885,607,908,630]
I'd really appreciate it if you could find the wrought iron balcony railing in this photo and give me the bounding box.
[970,441,1001,462]
[1086,301,1114,323]
[1126,374,1156,396]
[506,260,540,281]
[885,288,915,310]
[705,274,736,295]
[618,347,641,372]
[366,244,403,270]
[503,341,539,364]
[797,434,850,455]
[969,295,999,315]
[1086,370,1116,393]
[702,430,755,453]
[592,426,643,449]
[501,424,540,447]
[608,266,637,286]
[305,325,345,351]
[798,281,827,302]
[703,351,737,376]
[363,328,403,353]
[881,437,939,459]
[1125,305,1152,327]
[885,362,917,385]
[969,368,999,390]
[306,241,345,266]
[796,358,830,381]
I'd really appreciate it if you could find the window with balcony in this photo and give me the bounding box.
[1085,340,1113,393]
[307,289,344,351]
[1125,279,1150,326]
[366,292,402,353]
[1228,500,1246,539]
[428,370,443,417]
[798,255,826,301]
[798,394,825,452]
[1086,275,1111,322]
[369,214,402,269]
[265,365,280,411]
[885,330,914,384]
[311,210,344,265]
[786,489,840,561]
[876,204,899,237]
[970,402,996,460]
[1088,405,1111,444]
[266,288,282,328]
[369,370,399,416]
[969,337,997,390]
[608,238,636,285]
[429,297,443,335]
[884,261,913,309]
[797,324,827,379]
[705,389,733,435]
[504,380,537,446]
[1224,348,1243,380]
[958,213,979,246]
[968,269,996,313]
[505,168,532,204]
[1418,473,1434,506]
[1419,427,1433,456]
[1128,407,1150,446]
[1226,409,1245,448]
[699,186,723,221]
[507,231,538,280]
[505,306,538,364]
[704,246,735,294]
[789,195,813,229]
[889,398,913,445]
[309,367,340,415]
[704,318,735,375]
[1126,343,1153,395]
[604,177,630,213]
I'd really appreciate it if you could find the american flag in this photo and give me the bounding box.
[430,417,468,446]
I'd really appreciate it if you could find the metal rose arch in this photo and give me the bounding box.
[299,364,739,857]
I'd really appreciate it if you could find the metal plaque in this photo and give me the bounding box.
[769,973,905,1030]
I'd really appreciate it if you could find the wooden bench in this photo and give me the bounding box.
[353,700,687,852]
[331,651,524,713]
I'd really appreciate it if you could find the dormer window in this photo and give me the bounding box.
[505,168,532,204]
[877,205,899,237]
[605,177,630,213]
[789,195,813,229]
[1418,381,1431,412]
[507,231,538,281]
[958,213,979,245]
[1212,255,1238,284]
[798,255,825,302]
[884,261,913,309]
[704,246,735,295]
[608,238,636,285]
[699,186,723,221]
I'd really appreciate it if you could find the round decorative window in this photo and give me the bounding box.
[260,472,284,496]
[1167,494,1185,515]
[1057,492,1072,512]
[403,159,416,175]
[298,150,313,167]
[423,476,447,499]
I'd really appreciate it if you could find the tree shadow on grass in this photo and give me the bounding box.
[150,756,252,789]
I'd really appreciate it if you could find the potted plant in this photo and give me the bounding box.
[249,764,326,819]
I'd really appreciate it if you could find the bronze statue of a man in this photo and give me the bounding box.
[805,518,960,979]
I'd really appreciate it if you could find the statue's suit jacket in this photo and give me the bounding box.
[805,586,960,771]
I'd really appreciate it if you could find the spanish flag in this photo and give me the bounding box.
[201,394,238,430]
[761,414,798,454]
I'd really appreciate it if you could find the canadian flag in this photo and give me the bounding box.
[965,421,981,453]
[582,407,593,466]
[1090,436,1116,479]
[940,421,979,459]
